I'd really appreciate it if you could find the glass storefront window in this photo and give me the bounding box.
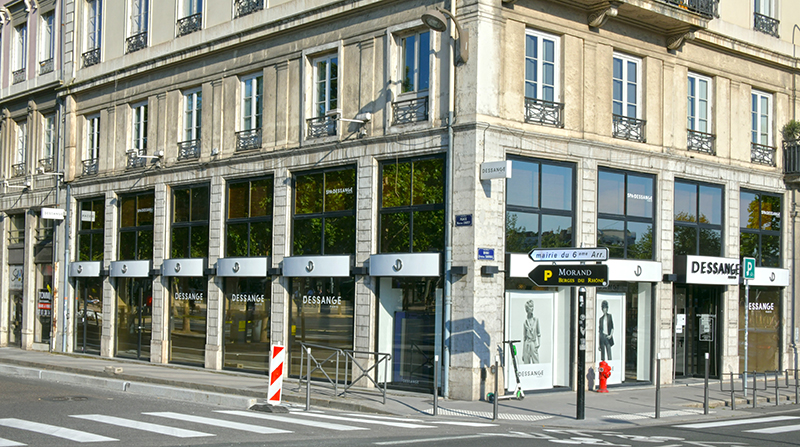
[738,287,780,372]
[227,178,273,257]
[34,264,53,344]
[597,282,652,384]
[223,277,271,372]
[740,190,782,267]
[172,185,210,258]
[116,277,152,360]
[597,169,655,260]
[75,277,103,355]
[674,180,723,256]
[119,192,155,260]
[293,167,356,255]
[506,158,574,253]
[169,277,208,366]
[77,198,105,261]
[379,156,445,253]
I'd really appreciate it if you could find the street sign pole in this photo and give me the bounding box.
[742,257,755,394]
[577,287,586,420]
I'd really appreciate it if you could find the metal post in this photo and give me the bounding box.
[305,347,311,411]
[492,355,499,421]
[753,372,757,409]
[433,355,439,416]
[704,352,709,415]
[655,352,661,419]
[731,372,736,411]
[796,369,799,404]
[744,279,750,394]
[577,287,586,420]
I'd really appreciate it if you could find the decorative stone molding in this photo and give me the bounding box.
[667,31,695,50]
[588,2,621,29]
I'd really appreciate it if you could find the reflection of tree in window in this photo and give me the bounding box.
[293,168,355,255]
[172,185,209,258]
[78,198,105,261]
[119,192,155,260]
[740,190,781,267]
[673,180,723,256]
[227,178,273,257]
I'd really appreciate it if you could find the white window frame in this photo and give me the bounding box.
[39,12,55,64]
[312,53,338,118]
[183,0,202,17]
[15,122,27,165]
[751,89,773,146]
[183,89,202,142]
[130,0,149,35]
[86,114,101,161]
[612,52,641,119]
[131,102,148,151]
[687,72,712,134]
[524,29,560,103]
[398,30,430,97]
[43,114,56,160]
[14,23,27,71]
[85,0,102,51]
[240,73,263,131]
[754,0,774,17]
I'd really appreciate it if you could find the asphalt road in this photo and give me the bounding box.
[1,373,800,447]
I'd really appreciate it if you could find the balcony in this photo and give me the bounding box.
[612,115,646,143]
[236,129,262,151]
[392,97,429,125]
[12,163,26,177]
[82,48,101,67]
[38,157,54,173]
[126,32,148,54]
[307,116,338,139]
[235,0,264,18]
[82,158,99,176]
[751,142,776,167]
[784,140,800,179]
[178,140,201,160]
[39,58,54,75]
[754,12,779,38]
[12,69,25,84]
[524,97,564,128]
[557,0,716,37]
[177,13,202,37]
[687,129,715,155]
[127,150,147,169]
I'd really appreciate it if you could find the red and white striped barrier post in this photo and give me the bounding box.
[267,344,285,405]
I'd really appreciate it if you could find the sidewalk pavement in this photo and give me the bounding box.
[1,347,797,429]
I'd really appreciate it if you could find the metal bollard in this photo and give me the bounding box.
[305,347,311,411]
[703,353,709,415]
[795,369,799,405]
[655,353,661,419]
[492,355,499,421]
[433,355,439,416]
[752,372,757,409]
[730,373,736,411]
[775,371,780,406]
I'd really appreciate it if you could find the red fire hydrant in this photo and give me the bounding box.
[598,361,611,393]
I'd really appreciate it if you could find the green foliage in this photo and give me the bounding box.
[781,119,800,142]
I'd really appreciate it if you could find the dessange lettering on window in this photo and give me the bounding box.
[302,295,342,306]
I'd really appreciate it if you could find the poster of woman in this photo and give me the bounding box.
[596,293,624,385]
[506,291,553,390]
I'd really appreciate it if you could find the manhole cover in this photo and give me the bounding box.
[50,396,89,402]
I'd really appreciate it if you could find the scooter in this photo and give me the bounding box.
[486,339,525,403]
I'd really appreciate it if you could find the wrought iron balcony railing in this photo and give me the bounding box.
[687,129,715,155]
[660,0,718,19]
[307,116,338,139]
[177,13,202,37]
[392,97,429,125]
[754,12,779,37]
[127,150,147,169]
[126,32,148,54]
[12,69,25,84]
[12,163,26,177]
[524,97,565,128]
[82,158,99,176]
[82,48,101,67]
[751,142,776,166]
[784,140,800,176]
[178,139,201,160]
[38,157,54,173]
[612,114,646,142]
[236,129,262,151]
[235,0,264,18]
[39,58,54,75]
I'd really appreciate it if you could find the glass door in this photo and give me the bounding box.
[9,292,22,347]
[116,278,152,360]
[75,278,103,354]
[674,285,720,378]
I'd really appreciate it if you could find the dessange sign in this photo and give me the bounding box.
[675,255,740,285]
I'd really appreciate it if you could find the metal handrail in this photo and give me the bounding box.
[765,370,789,406]
[341,349,391,404]
[719,371,745,410]
[298,343,343,395]
[298,342,391,404]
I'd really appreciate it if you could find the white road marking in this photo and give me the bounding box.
[674,415,800,429]
[143,412,292,434]
[374,434,489,445]
[745,423,800,434]
[344,414,497,427]
[216,410,368,431]
[0,418,118,443]
[345,414,425,422]
[71,414,213,438]
[432,421,499,427]
[293,412,435,429]
[0,438,25,447]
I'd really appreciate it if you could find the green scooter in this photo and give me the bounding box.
[486,340,525,403]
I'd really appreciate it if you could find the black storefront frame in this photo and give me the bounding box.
[739,189,782,268]
[118,191,155,261]
[225,176,274,257]
[596,167,656,260]
[673,179,724,257]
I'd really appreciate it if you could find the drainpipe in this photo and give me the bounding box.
[792,24,799,375]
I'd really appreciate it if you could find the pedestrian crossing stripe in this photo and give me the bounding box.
[143,412,292,434]
[0,438,25,447]
[292,412,436,429]
[216,410,369,431]
[674,415,800,429]
[0,418,118,443]
[71,414,214,438]
[342,413,498,428]
[745,424,800,434]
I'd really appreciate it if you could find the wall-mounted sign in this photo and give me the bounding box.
[81,210,96,222]
[529,247,608,262]
[478,248,494,260]
[480,160,512,180]
[455,215,472,227]
[41,207,65,220]
[528,264,608,287]
[9,265,23,291]
[674,255,740,285]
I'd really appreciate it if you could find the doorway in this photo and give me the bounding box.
[75,277,103,355]
[673,285,722,378]
[116,278,152,360]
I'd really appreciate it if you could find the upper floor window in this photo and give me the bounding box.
[227,177,273,257]
[740,190,781,267]
[171,184,210,258]
[506,157,574,252]
[313,54,338,117]
[119,191,155,260]
[597,169,655,260]
[126,0,149,53]
[524,29,562,127]
[612,53,644,142]
[751,90,775,165]
[178,0,203,36]
[400,31,430,95]
[674,180,723,257]
[293,166,356,255]
[687,72,714,154]
[13,23,27,78]
[39,12,55,74]
[84,0,102,66]
[41,114,56,172]
[237,73,262,151]
[234,0,264,18]
[754,0,779,37]
[14,121,27,173]
[379,156,445,253]
[179,89,202,160]
[132,103,148,151]
[77,198,105,262]
[84,115,100,175]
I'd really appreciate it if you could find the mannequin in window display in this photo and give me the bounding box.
[522,299,541,364]
[598,300,614,361]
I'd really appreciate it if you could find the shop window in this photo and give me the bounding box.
[226,177,273,257]
[738,286,780,372]
[379,156,445,253]
[169,276,207,366]
[77,198,105,261]
[673,180,723,256]
[740,190,781,267]
[506,157,574,253]
[292,167,355,255]
[171,184,209,258]
[223,277,271,372]
[597,283,653,384]
[119,191,154,260]
[597,169,655,260]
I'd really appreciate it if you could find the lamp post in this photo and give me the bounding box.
[421,3,468,398]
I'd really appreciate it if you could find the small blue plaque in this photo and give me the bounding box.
[455,214,473,227]
[478,248,495,260]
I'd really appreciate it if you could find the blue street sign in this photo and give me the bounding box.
[455,214,473,227]
[478,248,494,260]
